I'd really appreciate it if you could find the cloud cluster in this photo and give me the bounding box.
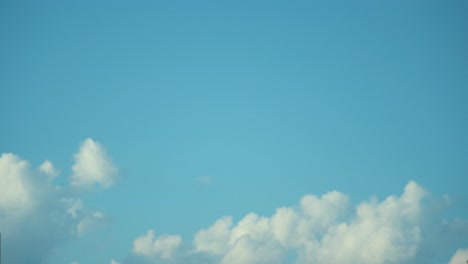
[0,138,117,263]
[128,181,468,264]
[3,138,467,264]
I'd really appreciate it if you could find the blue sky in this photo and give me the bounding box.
[1,1,468,263]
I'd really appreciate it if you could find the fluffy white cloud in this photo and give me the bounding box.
[71,138,118,188]
[39,160,59,179]
[111,259,120,264]
[289,182,425,263]
[123,181,468,264]
[4,140,466,264]
[194,216,232,254]
[221,235,284,264]
[0,153,33,214]
[0,139,114,263]
[133,230,182,260]
[448,248,468,264]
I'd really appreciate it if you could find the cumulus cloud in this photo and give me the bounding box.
[133,230,182,260]
[0,153,33,214]
[448,248,468,264]
[193,216,232,255]
[222,235,284,264]
[122,181,468,264]
[39,160,59,179]
[0,139,114,263]
[71,138,118,188]
[4,139,466,264]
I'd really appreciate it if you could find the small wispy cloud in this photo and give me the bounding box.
[196,176,213,185]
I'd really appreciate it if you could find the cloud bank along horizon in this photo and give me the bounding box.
[0,138,467,264]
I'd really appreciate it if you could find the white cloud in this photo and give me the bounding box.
[122,181,468,264]
[4,140,466,264]
[71,138,118,188]
[111,259,120,264]
[222,235,284,264]
[39,160,59,179]
[133,230,182,260]
[0,153,33,214]
[0,139,116,263]
[194,216,232,255]
[448,248,468,264]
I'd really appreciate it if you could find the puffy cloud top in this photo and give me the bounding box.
[0,139,114,263]
[39,160,59,179]
[448,248,468,264]
[133,230,182,260]
[71,138,118,188]
[2,140,467,264]
[127,181,468,264]
[0,153,32,213]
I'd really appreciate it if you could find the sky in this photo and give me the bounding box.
[1,0,468,263]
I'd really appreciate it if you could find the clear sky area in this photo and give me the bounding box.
[1,1,467,263]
